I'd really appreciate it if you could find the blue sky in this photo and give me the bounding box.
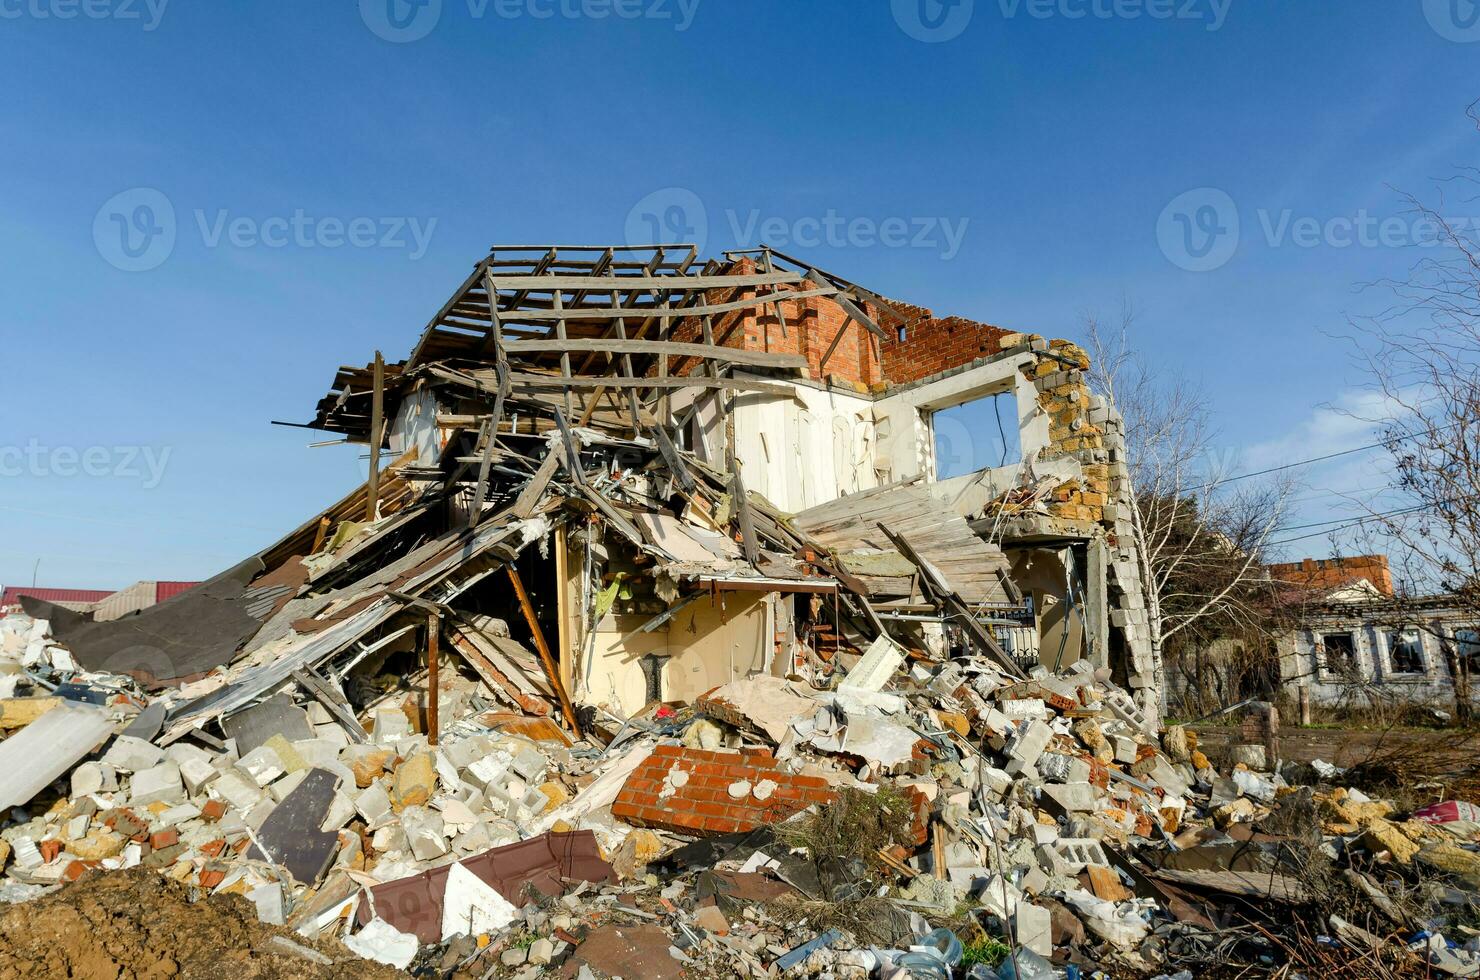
[2,0,1477,590]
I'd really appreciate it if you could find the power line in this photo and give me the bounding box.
[1267,502,1438,546]
[1190,420,1463,493]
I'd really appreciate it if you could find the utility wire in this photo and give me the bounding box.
[1267,502,1440,546]
[1189,419,1463,493]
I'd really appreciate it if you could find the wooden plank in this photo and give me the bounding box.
[505,565,582,736]
[552,410,586,487]
[650,425,696,493]
[804,269,886,338]
[817,316,854,372]
[310,516,331,555]
[426,611,440,745]
[486,271,802,291]
[291,666,368,743]
[502,338,808,370]
[760,249,789,336]
[512,447,562,519]
[875,523,1023,677]
[467,417,498,529]
[444,629,551,716]
[365,351,384,521]
[730,465,760,565]
[510,373,797,397]
[493,285,836,323]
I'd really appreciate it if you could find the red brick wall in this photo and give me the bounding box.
[611,744,836,837]
[691,262,1015,389]
[877,303,1017,386]
[1266,555,1394,597]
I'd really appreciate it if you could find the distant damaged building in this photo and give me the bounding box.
[25,244,1161,742]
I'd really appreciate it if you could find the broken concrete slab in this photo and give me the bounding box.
[0,702,114,812]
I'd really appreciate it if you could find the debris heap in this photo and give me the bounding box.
[0,245,1475,978]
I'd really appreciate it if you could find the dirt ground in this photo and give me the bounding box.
[0,868,400,980]
[1192,724,1455,766]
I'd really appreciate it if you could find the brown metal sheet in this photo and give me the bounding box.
[359,831,613,943]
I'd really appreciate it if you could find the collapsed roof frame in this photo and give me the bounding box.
[310,244,912,444]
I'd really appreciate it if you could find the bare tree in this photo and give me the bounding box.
[1346,102,1480,720]
[1086,303,1295,708]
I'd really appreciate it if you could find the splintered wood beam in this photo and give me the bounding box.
[366,350,384,522]
[551,410,586,488]
[729,463,760,565]
[291,666,368,743]
[512,447,561,519]
[875,522,1024,678]
[493,285,836,322]
[804,269,886,338]
[650,424,696,493]
[310,515,331,554]
[509,374,797,396]
[502,338,808,370]
[426,610,440,745]
[505,564,582,735]
[467,417,498,529]
[485,271,802,291]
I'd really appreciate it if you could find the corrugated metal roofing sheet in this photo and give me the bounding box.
[154,581,200,603]
[0,586,113,612]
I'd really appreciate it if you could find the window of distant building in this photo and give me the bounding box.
[1320,632,1357,674]
[1386,628,1424,675]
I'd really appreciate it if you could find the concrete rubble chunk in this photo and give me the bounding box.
[129,761,185,807]
[102,735,165,773]
[211,770,265,811]
[346,917,419,969]
[393,752,437,812]
[401,806,448,861]
[1040,782,1097,814]
[1038,837,1109,876]
[236,745,286,787]
[180,757,219,795]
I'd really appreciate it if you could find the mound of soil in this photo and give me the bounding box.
[0,869,400,980]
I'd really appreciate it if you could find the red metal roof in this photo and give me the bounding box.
[1,586,114,609]
[153,581,200,603]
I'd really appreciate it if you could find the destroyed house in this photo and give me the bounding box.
[23,243,1159,748]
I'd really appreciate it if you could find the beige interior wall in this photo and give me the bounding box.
[1010,549,1085,669]
[573,582,770,717]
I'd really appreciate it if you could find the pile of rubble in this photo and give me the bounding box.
[2,244,1478,978]
[3,601,1480,977]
